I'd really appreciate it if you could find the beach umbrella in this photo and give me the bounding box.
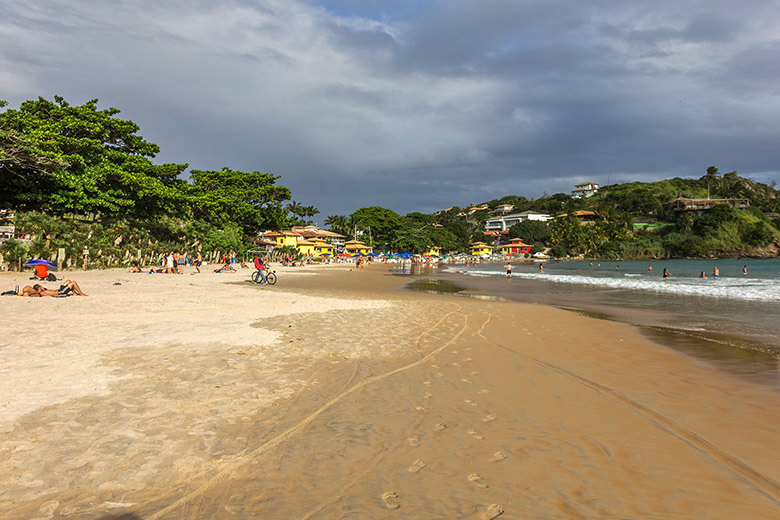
[24,259,58,270]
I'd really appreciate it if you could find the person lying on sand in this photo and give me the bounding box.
[214,263,236,273]
[32,280,88,297]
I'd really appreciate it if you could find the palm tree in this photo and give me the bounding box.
[325,215,350,236]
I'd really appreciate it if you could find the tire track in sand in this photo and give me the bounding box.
[148,306,467,520]
[477,312,780,507]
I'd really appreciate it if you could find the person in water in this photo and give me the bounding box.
[663,267,671,278]
[713,266,720,278]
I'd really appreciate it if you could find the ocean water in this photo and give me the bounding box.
[427,258,780,387]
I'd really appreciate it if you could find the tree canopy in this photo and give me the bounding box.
[0,96,188,217]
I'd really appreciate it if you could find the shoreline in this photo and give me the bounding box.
[1,264,779,518]
[418,262,780,388]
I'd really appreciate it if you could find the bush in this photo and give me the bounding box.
[0,238,29,270]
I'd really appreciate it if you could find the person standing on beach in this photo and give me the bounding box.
[505,262,512,277]
[195,251,202,274]
[165,252,175,274]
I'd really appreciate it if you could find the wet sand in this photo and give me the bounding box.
[1,264,779,519]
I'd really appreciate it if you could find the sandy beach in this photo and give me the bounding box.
[1,263,779,519]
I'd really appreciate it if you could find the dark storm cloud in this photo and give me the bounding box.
[1,0,779,220]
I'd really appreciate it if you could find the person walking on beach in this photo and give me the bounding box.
[505,262,512,277]
[195,251,202,274]
[663,267,671,278]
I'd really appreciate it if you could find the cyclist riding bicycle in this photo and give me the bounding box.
[253,256,268,284]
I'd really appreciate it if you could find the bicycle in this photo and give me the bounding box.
[251,269,277,285]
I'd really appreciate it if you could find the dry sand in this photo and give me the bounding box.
[0,263,778,519]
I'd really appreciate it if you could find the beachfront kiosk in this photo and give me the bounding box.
[469,242,494,256]
[345,240,372,255]
[494,238,532,256]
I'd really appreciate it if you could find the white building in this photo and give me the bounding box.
[485,211,552,231]
[572,182,599,198]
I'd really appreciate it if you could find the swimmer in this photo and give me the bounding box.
[663,268,671,278]
[743,265,747,275]
[700,271,706,278]
[647,265,653,271]
[539,263,544,273]
[713,266,719,278]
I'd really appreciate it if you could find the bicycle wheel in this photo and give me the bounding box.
[266,272,277,285]
[251,270,262,284]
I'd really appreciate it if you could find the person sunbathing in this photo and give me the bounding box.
[32,280,88,297]
[20,285,43,297]
[214,263,236,273]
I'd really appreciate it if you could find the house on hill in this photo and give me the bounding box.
[572,182,599,198]
[664,197,750,212]
[485,211,552,231]
[556,210,599,224]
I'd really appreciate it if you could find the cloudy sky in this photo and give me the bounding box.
[2,0,779,220]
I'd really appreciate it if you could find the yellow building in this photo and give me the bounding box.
[469,242,494,256]
[295,239,316,256]
[345,240,372,255]
[260,230,301,248]
[311,239,335,257]
[423,246,442,257]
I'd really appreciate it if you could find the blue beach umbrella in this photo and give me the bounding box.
[24,259,58,270]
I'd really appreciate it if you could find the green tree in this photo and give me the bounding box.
[188,167,291,235]
[324,215,351,237]
[350,206,403,250]
[508,220,551,244]
[0,96,187,217]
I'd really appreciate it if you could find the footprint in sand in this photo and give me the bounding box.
[424,392,434,399]
[423,381,432,386]
[477,503,504,519]
[452,362,461,367]
[430,363,440,369]
[490,450,506,462]
[461,378,472,384]
[482,414,497,423]
[467,473,489,488]
[433,423,447,432]
[464,357,473,362]
[415,405,425,412]
[452,350,459,354]
[464,399,478,406]
[407,436,421,447]
[479,389,489,394]
[381,491,400,510]
[467,429,484,440]
[408,459,426,473]
[470,371,480,376]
